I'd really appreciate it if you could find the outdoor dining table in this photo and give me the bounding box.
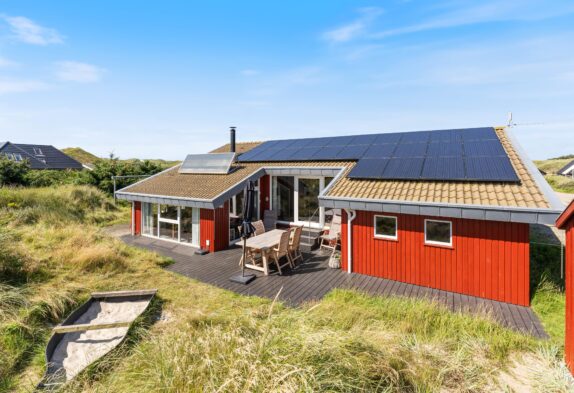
[240,229,286,275]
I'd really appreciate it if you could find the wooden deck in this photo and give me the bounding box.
[121,235,548,338]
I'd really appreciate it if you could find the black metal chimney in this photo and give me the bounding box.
[230,127,236,153]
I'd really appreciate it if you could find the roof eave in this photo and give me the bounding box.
[556,200,574,229]
[319,195,562,225]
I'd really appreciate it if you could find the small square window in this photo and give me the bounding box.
[33,147,44,156]
[374,215,397,239]
[425,219,452,246]
[13,153,23,162]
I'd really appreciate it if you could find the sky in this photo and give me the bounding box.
[0,0,573,160]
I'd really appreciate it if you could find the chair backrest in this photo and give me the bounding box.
[275,231,290,257]
[290,226,302,250]
[263,210,277,231]
[329,214,342,234]
[252,220,266,236]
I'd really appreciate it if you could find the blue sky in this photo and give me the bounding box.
[0,0,573,160]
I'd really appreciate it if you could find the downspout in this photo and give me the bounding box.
[344,209,357,274]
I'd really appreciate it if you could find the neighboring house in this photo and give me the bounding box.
[556,200,574,375]
[558,159,574,177]
[0,142,83,170]
[116,126,563,307]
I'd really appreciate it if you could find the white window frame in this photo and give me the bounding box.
[373,215,398,240]
[424,219,452,246]
[33,147,44,156]
[140,203,200,248]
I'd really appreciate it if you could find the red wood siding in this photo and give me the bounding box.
[214,201,230,252]
[259,175,270,218]
[200,202,230,253]
[200,208,215,252]
[341,210,530,306]
[565,219,574,374]
[132,201,141,235]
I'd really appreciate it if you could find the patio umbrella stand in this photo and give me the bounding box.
[230,181,257,285]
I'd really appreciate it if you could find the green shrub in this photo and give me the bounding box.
[0,156,30,186]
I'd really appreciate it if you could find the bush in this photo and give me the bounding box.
[87,156,165,194]
[0,157,30,186]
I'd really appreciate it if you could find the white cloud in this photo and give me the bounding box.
[322,7,383,43]
[55,61,105,83]
[371,0,574,39]
[1,15,63,45]
[0,79,49,94]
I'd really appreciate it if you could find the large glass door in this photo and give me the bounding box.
[271,176,328,228]
[297,178,320,224]
[272,176,295,222]
[180,207,200,247]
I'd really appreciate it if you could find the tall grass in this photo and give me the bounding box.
[1,185,571,392]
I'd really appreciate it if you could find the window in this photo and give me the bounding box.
[374,215,397,240]
[424,219,452,246]
[13,153,23,162]
[33,147,44,156]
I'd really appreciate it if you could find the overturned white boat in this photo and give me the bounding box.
[38,289,157,390]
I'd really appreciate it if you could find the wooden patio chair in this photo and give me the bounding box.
[269,230,293,275]
[320,214,341,252]
[263,210,277,231]
[289,226,303,265]
[252,220,266,236]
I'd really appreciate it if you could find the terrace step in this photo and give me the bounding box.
[300,227,323,252]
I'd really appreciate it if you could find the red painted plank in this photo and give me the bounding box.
[343,210,530,306]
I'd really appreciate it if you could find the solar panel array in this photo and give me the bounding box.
[179,153,235,174]
[238,127,519,182]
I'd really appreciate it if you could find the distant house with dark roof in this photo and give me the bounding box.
[116,126,563,308]
[559,159,574,177]
[0,142,83,170]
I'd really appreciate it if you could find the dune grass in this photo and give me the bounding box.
[0,185,571,392]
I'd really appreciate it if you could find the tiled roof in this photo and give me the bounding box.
[120,161,351,200]
[326,127,549,209]
[210,142,262,155]
[118,127,552,210]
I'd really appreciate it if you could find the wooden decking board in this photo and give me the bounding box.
[121,235,548,338]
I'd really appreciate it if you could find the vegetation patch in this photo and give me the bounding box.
[0,185,570,392]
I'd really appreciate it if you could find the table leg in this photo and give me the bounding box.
[262,248,269,276]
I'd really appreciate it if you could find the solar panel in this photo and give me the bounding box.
[426,142,463,157]
[465,156,519,181]
[382,158,424,179]
[350,134,378,145]
[270,148,300,160]
[289,147,322,160]
[422,157,465,180]
[236,127,519,183]
[347,159,389,179]
[429,129,462,142]
[335,145,369,159]
[374,133,402,144]
[464,140,507,156]
[460,127,498,141]
[393,143,428,158]
[362,144,396,158]
[179,153,235,174]
[401,131,430,143]
[312,146,344,160]
[325,135,355,146]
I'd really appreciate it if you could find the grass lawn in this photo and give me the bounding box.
[0,185,571,392]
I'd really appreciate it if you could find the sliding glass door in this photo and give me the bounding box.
[298,178,320,223]
[141,202,200,247]
[271,176,328,228]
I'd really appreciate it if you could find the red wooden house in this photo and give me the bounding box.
[556,200,574,373]
[116,126,563,307]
